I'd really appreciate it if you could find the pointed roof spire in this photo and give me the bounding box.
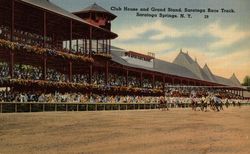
[203,63,210,70]
[203,63,215,82]
[230,73,241,86]
[230,73,237,79]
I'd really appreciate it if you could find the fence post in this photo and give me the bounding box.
[15,103,17,113]
[43,104,45,112]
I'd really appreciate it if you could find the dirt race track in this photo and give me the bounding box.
[0,106,250,154]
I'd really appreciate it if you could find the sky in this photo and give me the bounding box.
[51,0,250,83]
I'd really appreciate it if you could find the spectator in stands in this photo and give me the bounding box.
[0,62,9,78]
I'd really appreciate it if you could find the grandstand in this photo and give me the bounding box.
[110,47,243,89]
[0,0,248,112]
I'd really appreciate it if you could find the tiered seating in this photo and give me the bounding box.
[73,74,88,84]
[128,76,140,88]
[0,25,52,48]
[109,73,125,86]
[92,72,105,86]
[14,64,42,80]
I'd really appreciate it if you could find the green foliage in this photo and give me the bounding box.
[242,75,250,90]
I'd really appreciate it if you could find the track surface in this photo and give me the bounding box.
[0,106,250,154]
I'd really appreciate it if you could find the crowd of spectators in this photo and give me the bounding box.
[0,25,10,40]
[0,62,244,101]
[14,64,43,80]
[127,76,140,88]
[0,63,69,82]
[0,90,247,105]
[164,85,239,99]
[0,62,9,78]
[92,72,105,86]
[72,74,88,84]
[0,25,102,55]
[46,68,67,82]
[0,91,160,104]
[0,25,52,48]
[142,78,153,89]
[1,62,159,88]
[109,73,125,86]
[155,81,163,89]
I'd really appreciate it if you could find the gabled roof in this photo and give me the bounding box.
[230,73,241,86]
[111,48,200,80]
[203,64,216,82]
[173,51,211,81]
[74,3,116,20]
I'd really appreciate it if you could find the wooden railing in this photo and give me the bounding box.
[0,102,158,113]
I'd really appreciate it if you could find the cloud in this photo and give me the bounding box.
[204,22,250,48]
[115,20,183,41]
[206,49,250,82]
[115,20,250,52]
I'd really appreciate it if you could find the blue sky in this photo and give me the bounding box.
[51,0,250,82]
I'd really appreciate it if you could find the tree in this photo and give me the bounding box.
[242,75,250,91]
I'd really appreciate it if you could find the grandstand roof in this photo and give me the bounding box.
[111,48,200,80]
[110,47,243,87]
[19,0,117,38]
[19,0,94,26]
[214,75,234,86]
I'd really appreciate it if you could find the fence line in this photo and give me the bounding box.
[0,102,249,113]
